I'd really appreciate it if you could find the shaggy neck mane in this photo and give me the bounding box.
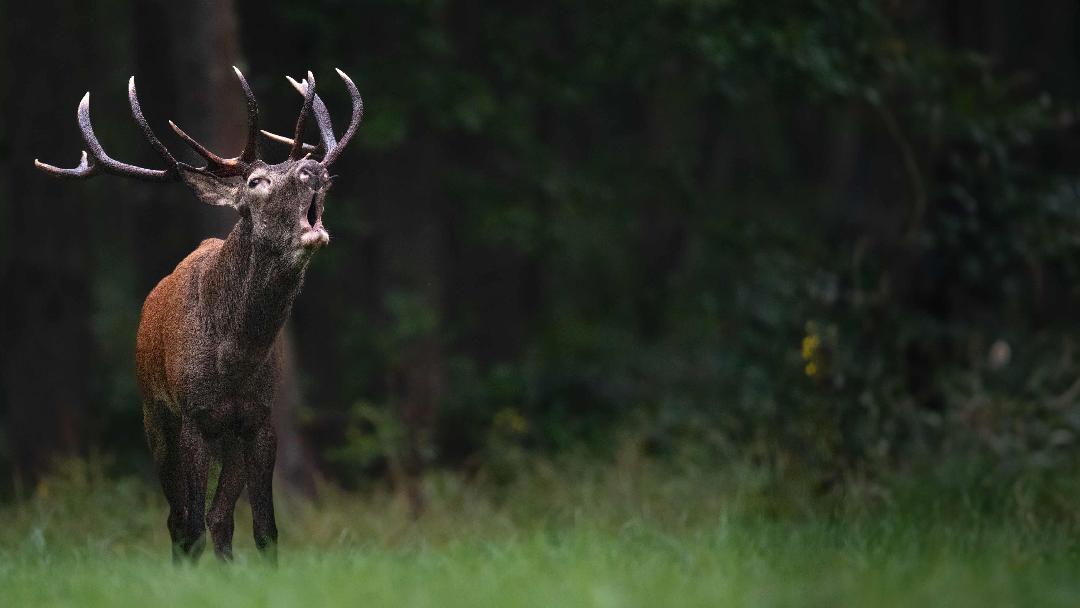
[200,214,309,362]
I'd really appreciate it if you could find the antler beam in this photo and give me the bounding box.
[34,85,176,182]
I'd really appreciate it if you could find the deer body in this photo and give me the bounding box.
[137,222,303,561]
[137,225,306,419]
[35,68,363,562]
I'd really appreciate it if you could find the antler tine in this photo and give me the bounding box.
[35,150,99,179]
[35,91,174,182]
[129,77,179,170]
[168,120,234,167]
[167,67,261,177]
[289,71,317,160]
[259,129,319,153]
[233,66,261,163]
[287,75,336,155]
[321,68,364,168]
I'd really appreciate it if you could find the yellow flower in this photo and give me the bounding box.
[802,334,820,361]
[805,362,818,378]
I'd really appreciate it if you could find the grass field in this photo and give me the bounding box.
[2,458,1080,607]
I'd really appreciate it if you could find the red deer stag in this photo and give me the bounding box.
[34,68,363,562]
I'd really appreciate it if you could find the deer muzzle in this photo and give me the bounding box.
[298,165,330,249]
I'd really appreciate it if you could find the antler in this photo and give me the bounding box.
[289,71,317,160]
[36,68,359,182]
[261,68,364,168]
[167,66,261,177]
[34,78,179,182]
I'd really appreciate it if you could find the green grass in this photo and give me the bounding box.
[3,458,1080,607]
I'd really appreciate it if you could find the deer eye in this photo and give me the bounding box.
[248,177,266,188]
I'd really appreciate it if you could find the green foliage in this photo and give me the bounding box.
[4,458,1080,606]
[236,0,1080,481]
[404,1,1080,475]
[11,0,1078,484]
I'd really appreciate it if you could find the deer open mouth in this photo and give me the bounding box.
[306,193,319,226]
[300,193,329,249]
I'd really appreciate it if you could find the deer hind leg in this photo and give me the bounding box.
[244,421,278,563]
[143,401,187,562]
[176,415,211,561]
[207,436,246,561]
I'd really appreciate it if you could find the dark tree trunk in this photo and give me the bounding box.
[271,328,319,497]
[1,2,96,483]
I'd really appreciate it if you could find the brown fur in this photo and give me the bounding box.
[134,159,331,562]
[137,238,222,413]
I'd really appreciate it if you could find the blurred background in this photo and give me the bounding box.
[2,0,1080,501]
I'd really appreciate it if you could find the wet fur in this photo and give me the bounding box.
[136,161,326,562]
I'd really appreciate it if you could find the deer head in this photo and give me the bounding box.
[34,68,363,253]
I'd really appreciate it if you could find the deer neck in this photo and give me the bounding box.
[202,214,309,363]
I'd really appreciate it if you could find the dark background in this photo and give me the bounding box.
[2,0,1080,499]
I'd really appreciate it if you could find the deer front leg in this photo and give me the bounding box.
[244,421,278,563]
[178,416,211,561]
[207,437,246,561]
[143,401,187,562]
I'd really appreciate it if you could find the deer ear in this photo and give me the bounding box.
[177,163,242,208]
